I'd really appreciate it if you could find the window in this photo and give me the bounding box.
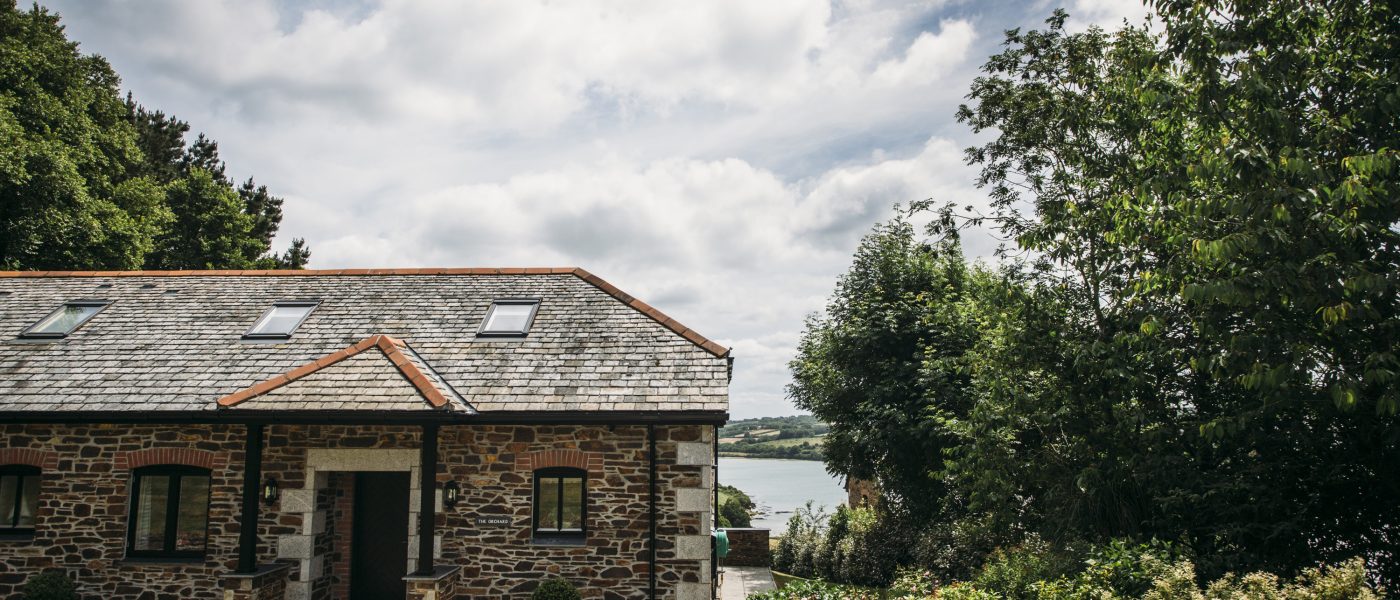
[0,466,40,536]
[21,300,110,338]
[243,300,318,339]
[533,467,586,540]
[479,299,540,336]
[126,466,210,558]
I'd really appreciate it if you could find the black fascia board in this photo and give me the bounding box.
[0,409,730,426]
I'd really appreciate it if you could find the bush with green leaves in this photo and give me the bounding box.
[747,578,880,600]
[720,498,751,528]
[772,502,828,579]
[530,578,581,600]
[970,537,1081,600]
[21,570,79,600]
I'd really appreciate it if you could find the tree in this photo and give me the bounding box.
[797,3,1399,587]
[148,168,260,269]
[789,215,987,522]
[947,4,1399,583]
[0,1,309,271]
[0,1,168,270]
[276,237,311,269]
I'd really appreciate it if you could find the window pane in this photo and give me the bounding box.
[175,476,209,551]
[0,476,16,527]
[560,477,583,531]
[31,304,102,334]
[133,476,170,551]
[250,304,313,335]
[485,304,533,333]
[537,477,560,530]
[16,475,39,528]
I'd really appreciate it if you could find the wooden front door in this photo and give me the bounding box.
[351,472,410,600]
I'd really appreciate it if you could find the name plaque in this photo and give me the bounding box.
[475,516,512,527]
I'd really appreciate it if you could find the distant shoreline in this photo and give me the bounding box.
[719,452,823,462]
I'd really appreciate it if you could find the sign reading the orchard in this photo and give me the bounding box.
[475,516,512,527]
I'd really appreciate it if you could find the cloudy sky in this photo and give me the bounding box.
[43,0,1148,419]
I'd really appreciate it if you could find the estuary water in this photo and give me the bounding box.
[718,456,847,535]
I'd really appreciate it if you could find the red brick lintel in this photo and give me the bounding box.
[0,267,730,358]
[117,448,226,470]
[515,449,604,475]
[0,448,58,469]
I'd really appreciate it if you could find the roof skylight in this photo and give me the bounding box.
[21,300,110,338]
[479,299,540,336]
[244,300,319,339]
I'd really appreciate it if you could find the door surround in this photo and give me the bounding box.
[276,448,442,600]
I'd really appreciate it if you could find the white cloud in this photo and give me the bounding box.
[872,20,976,86]
[38,0,1072,418]
[277,136,988,418]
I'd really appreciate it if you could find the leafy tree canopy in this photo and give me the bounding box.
[793,0,1399,588]
[0,0,308,270]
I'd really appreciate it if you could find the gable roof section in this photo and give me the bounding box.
[0,269,730,416]
[0,268,729,357]
[218,335,471,412]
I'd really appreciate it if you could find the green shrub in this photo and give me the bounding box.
[938,582,1001,600]
[1141,557,1379,600]
[21,571,79,600]
[889,568,941,597]
[721,498,752,528]
[773,502,828,579]
[971,537,1078,600]
[530,578,581,600]
[748,578,880,600]
[1280,558,1379,600]
[718,483,756,511]
[1075,539,1178,598]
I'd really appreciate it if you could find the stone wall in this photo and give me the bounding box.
[0,422,715,600]
[719,528,770,567]
[219,563,292,600]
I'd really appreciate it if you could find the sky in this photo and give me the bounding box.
[40,0,1150,419]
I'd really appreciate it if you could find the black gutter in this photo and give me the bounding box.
[416,424,439,575]
[0,409,729,426]
[235,423,264,574]
[647,423,657,600]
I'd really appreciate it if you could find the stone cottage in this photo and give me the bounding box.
[0,268,729,600]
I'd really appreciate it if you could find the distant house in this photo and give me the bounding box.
[0,268,730,600]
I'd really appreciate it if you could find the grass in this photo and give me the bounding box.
[761,435,825,448]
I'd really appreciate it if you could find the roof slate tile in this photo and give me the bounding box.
[0,272,729,414]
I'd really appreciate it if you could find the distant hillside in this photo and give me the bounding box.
[719,415,827,461]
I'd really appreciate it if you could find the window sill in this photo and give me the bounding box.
[0,532,35,542]
[119,556,207,565]
[531,534,586,547]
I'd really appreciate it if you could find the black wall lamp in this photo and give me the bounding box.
[443,480,460,509]
[262,477,279,506]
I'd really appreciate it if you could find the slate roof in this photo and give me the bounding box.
[0,269,730,417]
[217,335,472,413]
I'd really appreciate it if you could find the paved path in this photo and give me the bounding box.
[719,566,777,599]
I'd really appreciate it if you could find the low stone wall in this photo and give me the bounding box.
[405,565,459,600]
[721,528,770,567]
[218,563,291,600]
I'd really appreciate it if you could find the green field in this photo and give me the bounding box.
[761,435,824,447]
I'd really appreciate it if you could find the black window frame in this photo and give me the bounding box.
[125,465,212,559]
[19,299,111,339]
[242,299,320,340]
[532,467,587,541]
[0,465,40,537]
[477,298,541,337]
